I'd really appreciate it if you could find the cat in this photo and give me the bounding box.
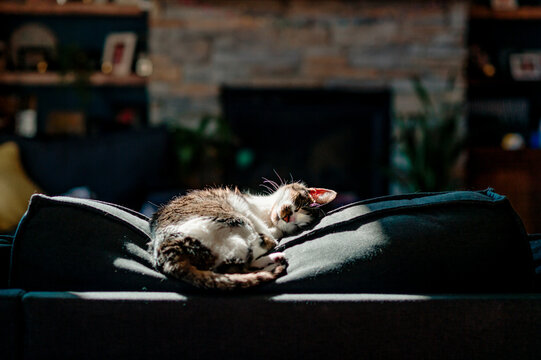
[149,181,336,290]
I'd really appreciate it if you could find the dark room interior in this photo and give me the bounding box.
[1,1,541,359]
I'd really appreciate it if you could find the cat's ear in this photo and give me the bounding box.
[308,188,337,205]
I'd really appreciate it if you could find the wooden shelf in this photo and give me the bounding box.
[468,78,541,86]
[470,5,541,20]
[0,2,145,17]
[0,72,147,87]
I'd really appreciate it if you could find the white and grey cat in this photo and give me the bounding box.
[149,182,336,290]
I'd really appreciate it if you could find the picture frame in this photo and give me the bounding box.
[102,32,137,76]
[510,53,541,81]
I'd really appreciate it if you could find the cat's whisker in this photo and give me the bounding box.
[259,183,274,194]
[273,169,285,186]
[262,177,280,190]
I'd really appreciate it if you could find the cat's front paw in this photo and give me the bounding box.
[269,227,283,240]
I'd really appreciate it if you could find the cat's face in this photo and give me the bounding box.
[271,183,336,233]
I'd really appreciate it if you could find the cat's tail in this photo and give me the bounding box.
[153,236,287,290]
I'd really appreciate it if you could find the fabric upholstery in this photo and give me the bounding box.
[0,235,13,288]
[0,142,41,232]
[0,289,24,360]
[10,190,534,293]
[20,291,541,359]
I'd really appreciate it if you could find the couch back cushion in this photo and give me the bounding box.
[0,128,174,209]
[9,190,535,293]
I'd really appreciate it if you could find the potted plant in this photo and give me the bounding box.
[394,77,465,192]
[171,114,234,188]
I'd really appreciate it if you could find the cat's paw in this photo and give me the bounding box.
[267,252,287,265]
[258,233,278,250]
[250,252,288,274]
[269,227,283,240]
[266,252,288,276]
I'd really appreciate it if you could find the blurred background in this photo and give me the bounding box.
[1,0,541,233]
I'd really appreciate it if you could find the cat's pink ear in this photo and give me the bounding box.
[309,188,337,205]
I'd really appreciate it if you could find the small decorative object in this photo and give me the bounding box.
[15,96,38,138]
[501,133,525,151]
[510,53,541,81]
[18,47,53,72]
[491,0,518,10]
[46,111,86,136]
[135,52,153,77]
[469,45,496,78]
[36,61,48,73]
[115,107,140,128]
[10,23,57,71]
[530,119,541,149]
[102,32,137,76]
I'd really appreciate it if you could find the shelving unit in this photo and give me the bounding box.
[0,72,147,87]
[470,5,541,20]
[466,4,541,232]
[0,2,144,17]
[0,1,149,135]
[467,4,541,137]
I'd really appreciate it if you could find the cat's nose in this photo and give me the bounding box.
[279,205,293,222]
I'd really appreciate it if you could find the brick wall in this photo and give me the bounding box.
[149,0,467,128]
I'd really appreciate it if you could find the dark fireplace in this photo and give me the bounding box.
[220,87,391,205]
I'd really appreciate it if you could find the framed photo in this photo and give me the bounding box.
[102,32,137,76]
[510,53,541,81]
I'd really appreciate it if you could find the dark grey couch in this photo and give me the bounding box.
[2,189,541,359]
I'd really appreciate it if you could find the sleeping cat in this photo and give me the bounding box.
[149,182,336,290]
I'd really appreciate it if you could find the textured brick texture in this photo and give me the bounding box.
[149,0,467,126]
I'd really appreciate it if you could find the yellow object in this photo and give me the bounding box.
[482,63,496,77]
[0,142,42,231]
[101,61,113,75]
[37,61,48,73]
